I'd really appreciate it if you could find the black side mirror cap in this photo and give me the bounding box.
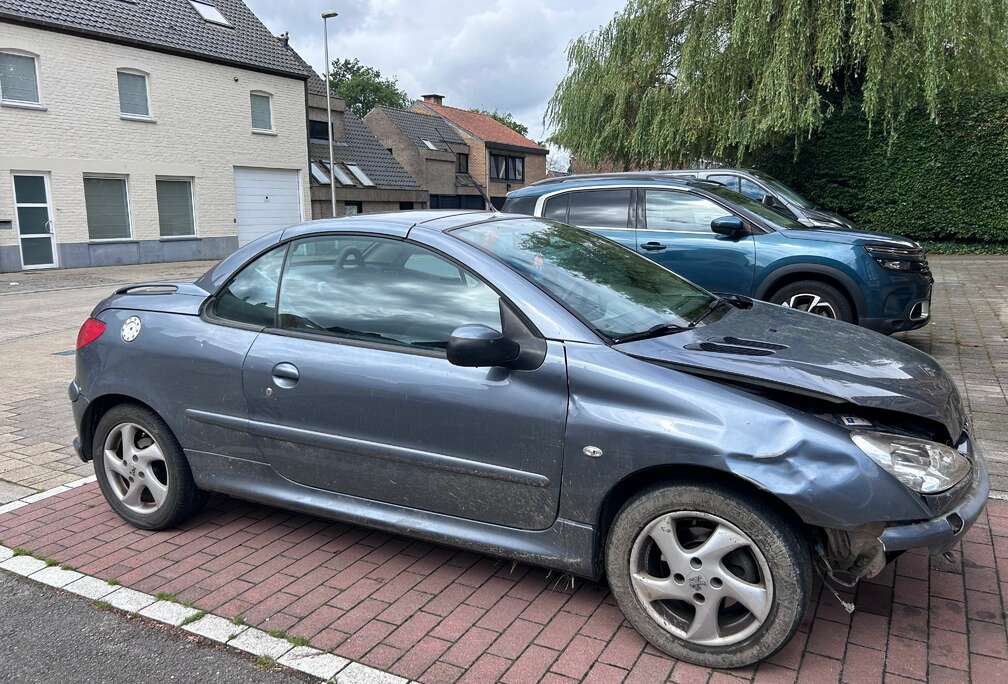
[711,215,746,237]
[446,325,520,368]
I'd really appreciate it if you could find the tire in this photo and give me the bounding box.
[92,404,207,530]
[769,280,854,323]
[605,482,813,668]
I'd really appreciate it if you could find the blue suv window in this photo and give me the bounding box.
[566,189,631,228]
[645,191,731,232]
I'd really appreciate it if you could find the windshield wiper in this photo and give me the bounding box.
[689,298,723,327]
[613,322,688,344]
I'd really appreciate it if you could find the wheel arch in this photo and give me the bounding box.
[78,393,161,462]
[594,464,811,577]
[755,265,863,323]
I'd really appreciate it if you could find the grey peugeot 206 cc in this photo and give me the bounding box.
[70,210,987,668]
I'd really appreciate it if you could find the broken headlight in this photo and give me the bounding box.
[851,431,970,494]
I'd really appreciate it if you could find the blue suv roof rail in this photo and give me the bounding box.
[527,171,706,188]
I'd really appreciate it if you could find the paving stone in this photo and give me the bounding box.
[335,661,408,684]
[29,565,83,588]
[139,600,201,626]
[278,646,349,679]
[0,555,47,576]
[63,575,118,600]
[227,627,293,660]
[104,586,156,612]
[183,614,248,643]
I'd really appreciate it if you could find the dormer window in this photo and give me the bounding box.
[0,50,41,107]
[189,1,231,26]
[117,69,151,120]
[421,139,438,150]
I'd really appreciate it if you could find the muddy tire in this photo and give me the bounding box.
[605,482,813,668]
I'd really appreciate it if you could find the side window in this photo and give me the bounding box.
[278,236,501,351]
[543,194,569,222]
[739,178,766,202]
[645,191,733,232]
[212,245,286,327]
[707,174,739,192]
[566,189,631,228]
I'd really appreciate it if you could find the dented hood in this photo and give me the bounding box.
[616,301,966,439]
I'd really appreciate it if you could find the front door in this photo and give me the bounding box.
[542,188,636,251]
[241,233,569,531]
[636,189,756,296]
[12,174,57,269]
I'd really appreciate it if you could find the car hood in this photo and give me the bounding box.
[782,225,919,248]
[803,207,856,229]
[615,301,965,439]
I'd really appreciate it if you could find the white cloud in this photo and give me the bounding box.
[245,0,622,148]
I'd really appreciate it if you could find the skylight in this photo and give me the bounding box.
[421,139,438,150]
[310,162,330,185]
[329,163,356,186]
[190,1,231,26]
[346,164,375,187]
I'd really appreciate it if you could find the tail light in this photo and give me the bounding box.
[76,318,107,350]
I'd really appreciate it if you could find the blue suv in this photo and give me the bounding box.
[503,174,932,334]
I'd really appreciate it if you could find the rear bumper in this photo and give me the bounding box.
[879,448,989,554]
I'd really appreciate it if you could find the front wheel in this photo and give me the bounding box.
[770,280,854,323]
[605,483,813,668]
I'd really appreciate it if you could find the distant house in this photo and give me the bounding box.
[300,68,426,218]
[364,106,485,210]
[0,0,313,272]
[410,94,548,209]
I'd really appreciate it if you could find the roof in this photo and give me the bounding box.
[0,0,308,78]
[375,106,466,152]
[310,112,420,191]
[414,102,546,153]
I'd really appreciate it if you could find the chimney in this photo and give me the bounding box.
[421,93,445,106]
[277,32,289,47]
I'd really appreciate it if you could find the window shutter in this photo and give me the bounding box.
[117,72,149,116]
[156,180,195,237]
[84,178,131,240]
[251,94,272,130]
[0,53,39,103]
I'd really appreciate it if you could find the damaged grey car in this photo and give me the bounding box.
[70,211,988,668]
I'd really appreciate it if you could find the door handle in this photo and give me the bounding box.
[640,241,666,251]
[271,362,300,388]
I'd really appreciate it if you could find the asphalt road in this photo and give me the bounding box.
[0,572,312,684]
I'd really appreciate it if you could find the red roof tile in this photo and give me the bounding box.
[415,102,546,153]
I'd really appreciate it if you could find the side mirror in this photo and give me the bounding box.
[710,215,746,238]
[447,325,520,368]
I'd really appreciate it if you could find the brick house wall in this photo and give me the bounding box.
[0,22,309,272]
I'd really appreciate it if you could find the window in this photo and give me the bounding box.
[707,174,739,192]
[739,178,766,202]
[117,70,150,118]
[213,245,287,327]
[645,190,731,232]
[250,92,272,131]
[421,139,438,150]
[83,176,132,240]
[190,0,231,26]
[310,161,331,185]
[344,201,362,216]
[566,189,631,228]
[490,154,525,181]
[399,201,414,210]
[0,51,40,104]
[345,164,375,187]
[155,178,195,237]
[543,194,569,222]
[457,153,469,174]
[329,163,355,186]
[277,236,501,351]
[308,120,330,142]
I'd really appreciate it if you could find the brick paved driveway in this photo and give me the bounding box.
[0,256,1007,683]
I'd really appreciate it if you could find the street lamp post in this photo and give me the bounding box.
[322,10,339,218]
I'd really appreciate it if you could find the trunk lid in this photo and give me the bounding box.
[92,282,210,317]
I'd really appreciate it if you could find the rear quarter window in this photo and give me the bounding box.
[502,195,536,216]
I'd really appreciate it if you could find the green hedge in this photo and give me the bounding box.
[749,94,1008,244]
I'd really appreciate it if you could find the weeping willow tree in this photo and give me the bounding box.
[547,0,1008,168]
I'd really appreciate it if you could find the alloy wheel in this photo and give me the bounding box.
[102,422,170,514]
[628,511,774,647]
[779,293,837,318]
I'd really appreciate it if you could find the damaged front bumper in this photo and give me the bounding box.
[879,448,989,554]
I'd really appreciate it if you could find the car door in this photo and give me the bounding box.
[541,188,636,251]
[241,233,569,531]
[635,189,757,295]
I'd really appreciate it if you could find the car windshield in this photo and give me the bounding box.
[452,219,718,341]
[699,184,808,231]
[749,171,816,210]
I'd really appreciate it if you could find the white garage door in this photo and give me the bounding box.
[234,167,303,246]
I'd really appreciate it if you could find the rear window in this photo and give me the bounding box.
[502,195,536,216]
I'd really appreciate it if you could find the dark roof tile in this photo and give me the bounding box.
[310,112,419,191]
[375,106,466,151]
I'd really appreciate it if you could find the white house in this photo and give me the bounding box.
[0,0,311,272]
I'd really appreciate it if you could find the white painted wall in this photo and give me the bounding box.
[0,22,309,261]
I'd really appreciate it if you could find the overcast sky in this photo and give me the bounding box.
[245,0,623,158]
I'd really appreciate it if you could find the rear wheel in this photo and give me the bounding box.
[93,404,207,530]
[605,483,813,668]
[769,280,854,323]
